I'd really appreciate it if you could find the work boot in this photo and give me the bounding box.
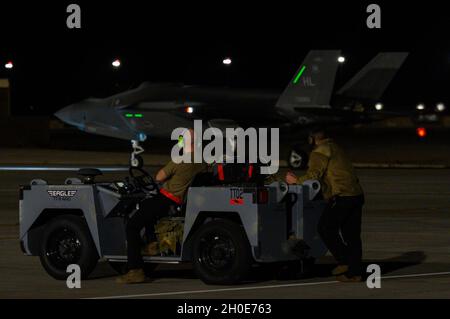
[116,268,146,284]
[141,242,159,256]
[336,274,362,283]
[331,264,349,276]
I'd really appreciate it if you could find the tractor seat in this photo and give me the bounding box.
[77,168,102,184]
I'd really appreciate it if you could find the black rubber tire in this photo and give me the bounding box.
[39,215,99,280]
[288,147,309,170]
[192,219,253,285]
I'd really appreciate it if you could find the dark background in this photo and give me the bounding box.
[0,1,449,115]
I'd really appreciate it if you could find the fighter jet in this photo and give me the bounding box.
[55,50,409,168]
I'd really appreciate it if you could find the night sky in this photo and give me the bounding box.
[0,1,449,115]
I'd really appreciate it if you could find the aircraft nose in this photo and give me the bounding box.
[54,104,84,126]
[54,105,71,123]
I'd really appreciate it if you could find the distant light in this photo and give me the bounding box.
[185,106,194,114]
[112,59,121,68]
[4,61,13,69]
[134,113,143,118]
[375,103,384,111]
[436,103,446,112]
[416,103,425,111]
[337,56,345,63]
[222,58,232,65]
[138,132,147,142]
[125,113,133,118]
[416,127,427,138]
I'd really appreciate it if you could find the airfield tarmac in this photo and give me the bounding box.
[0,166,450,299]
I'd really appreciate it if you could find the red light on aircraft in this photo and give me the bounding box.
[416,127,427,138]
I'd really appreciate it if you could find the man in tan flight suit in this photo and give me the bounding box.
[285,128,364,282]
[117,129,208,284]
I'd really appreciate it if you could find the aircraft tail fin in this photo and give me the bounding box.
[337,52,409,101]
[276,50,341,112]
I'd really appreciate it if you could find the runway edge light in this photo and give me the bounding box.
[222,58,232,65]
[112,59,121,68]
[185,106,194,114]
[436,103,445,112]
[416,127,427,138]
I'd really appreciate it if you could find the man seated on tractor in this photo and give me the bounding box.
[117,128,208,284]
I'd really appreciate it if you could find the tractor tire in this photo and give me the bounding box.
[39,215,99,280]
[192,219,253,285]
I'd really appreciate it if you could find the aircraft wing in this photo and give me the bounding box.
[337,52,409,101]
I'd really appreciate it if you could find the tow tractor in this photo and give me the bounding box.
[19,165,327,285]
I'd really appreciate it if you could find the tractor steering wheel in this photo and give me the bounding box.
[129,167,158,192]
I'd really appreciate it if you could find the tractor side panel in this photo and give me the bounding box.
[286,185,328,259]
[20,185,101,255]
[302,200,328,258]
[95,191,127,257]
[256,187,297,262]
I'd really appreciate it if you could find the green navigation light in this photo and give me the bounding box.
[124,113,143,118]
[293,65,306,84]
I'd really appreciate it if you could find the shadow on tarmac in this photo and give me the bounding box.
[365,250,427,276]
[88,251,427,284]
[251,251,427,282]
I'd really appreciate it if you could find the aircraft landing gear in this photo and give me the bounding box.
[130,140,144,168]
